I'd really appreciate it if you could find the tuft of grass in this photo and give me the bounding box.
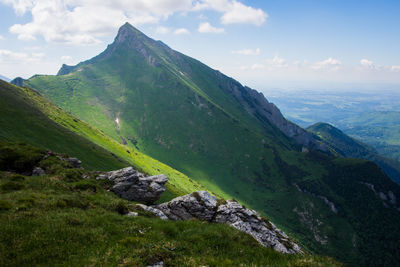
[1,181,25,192]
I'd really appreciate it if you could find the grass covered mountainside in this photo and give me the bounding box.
[0,80,205,200]
[308,122,400,184]
[0,142,340,266]
[21,23,400,265]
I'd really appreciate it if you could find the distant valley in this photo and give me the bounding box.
[267,89,400,162]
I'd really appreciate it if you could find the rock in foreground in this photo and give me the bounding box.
[147,191,302,254]
[97,167,168,204]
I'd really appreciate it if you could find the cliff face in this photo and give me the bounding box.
[218,77,328,152]
[241,87,328,152]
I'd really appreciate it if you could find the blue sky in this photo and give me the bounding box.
[0,0,399,90]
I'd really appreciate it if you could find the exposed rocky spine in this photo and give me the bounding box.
[222,81,328,152]
[99,166,302,254]
[153,191,301,254]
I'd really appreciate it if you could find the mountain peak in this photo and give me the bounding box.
[114,22,148,45]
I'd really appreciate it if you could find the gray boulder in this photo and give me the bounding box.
[97,167,168,204]
[67,157,82,168]
[154,191,302,254]
[136,204,169,220]
[32,167,45,176]
[215,200,302,254]
[157,191,217,221]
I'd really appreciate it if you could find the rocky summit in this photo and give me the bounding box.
[97,167,168,204]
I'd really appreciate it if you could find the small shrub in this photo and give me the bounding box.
[73,181,97,192]
[39,156,71,175]
[62,169,83,182]
[62,197,89,209]
[1,181,25,192]
[56,200,67,208]
[160,224,179,238]
[0,200,12,211]
[0,142,45,173]
[17,197,36,207]
[10,174,25,181]
[66,217,84,226]
[115,201,129,215]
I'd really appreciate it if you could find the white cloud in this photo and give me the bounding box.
[232,48,260,56]
[193,0,267,26]
[311,57,342,71]
[0,49,44,63]
[174,28,190,35]
[61,55,72,61]
[2,0,266,44]
[0,35,4,40]
[221,1,267,26]
[250,63,265,70]
[360,59,375,69]
[156,26,170,34]
[198,22,225,34]
[266,55,288,68]
[391,66,400,72]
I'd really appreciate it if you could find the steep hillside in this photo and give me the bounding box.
[0,80,205,199]
[308,122,400,184]
[0,142,339,266]
[21,23,400,265]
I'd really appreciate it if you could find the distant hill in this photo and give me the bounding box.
[337,111,400,162]
[308,122,400,184]
[19,23,400,265]
[0,75,10,82]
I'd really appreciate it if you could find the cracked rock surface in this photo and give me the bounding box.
[153,191,302,254]
[97,167,168,204]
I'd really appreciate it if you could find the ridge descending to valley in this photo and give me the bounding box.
[17,23,400,265]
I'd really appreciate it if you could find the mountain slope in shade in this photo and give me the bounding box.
[308,122,400,184]
[22,23,400,265]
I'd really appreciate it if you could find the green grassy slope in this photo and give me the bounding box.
[0,80,206,199]
[0,142,340,266]
[23,23,400,265]
[0,80,125,171]
[308,122,400,184]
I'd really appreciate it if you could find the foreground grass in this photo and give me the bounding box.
[0,144,339,266]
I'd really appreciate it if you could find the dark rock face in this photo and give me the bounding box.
[10,77,25,87]
[57,64,75,75]
[97,167,168,204]
[220,79,328,152]
[152,191,302,254]
[157,190,217,221]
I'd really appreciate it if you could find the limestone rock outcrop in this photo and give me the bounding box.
[151,191,302,254]
[97,167,168,204]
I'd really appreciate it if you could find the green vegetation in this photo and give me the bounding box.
[21,23,400,265]
[308,122,400,184]
[0,80,206,200]
[0,142,340,266]
[338,111,400,162]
